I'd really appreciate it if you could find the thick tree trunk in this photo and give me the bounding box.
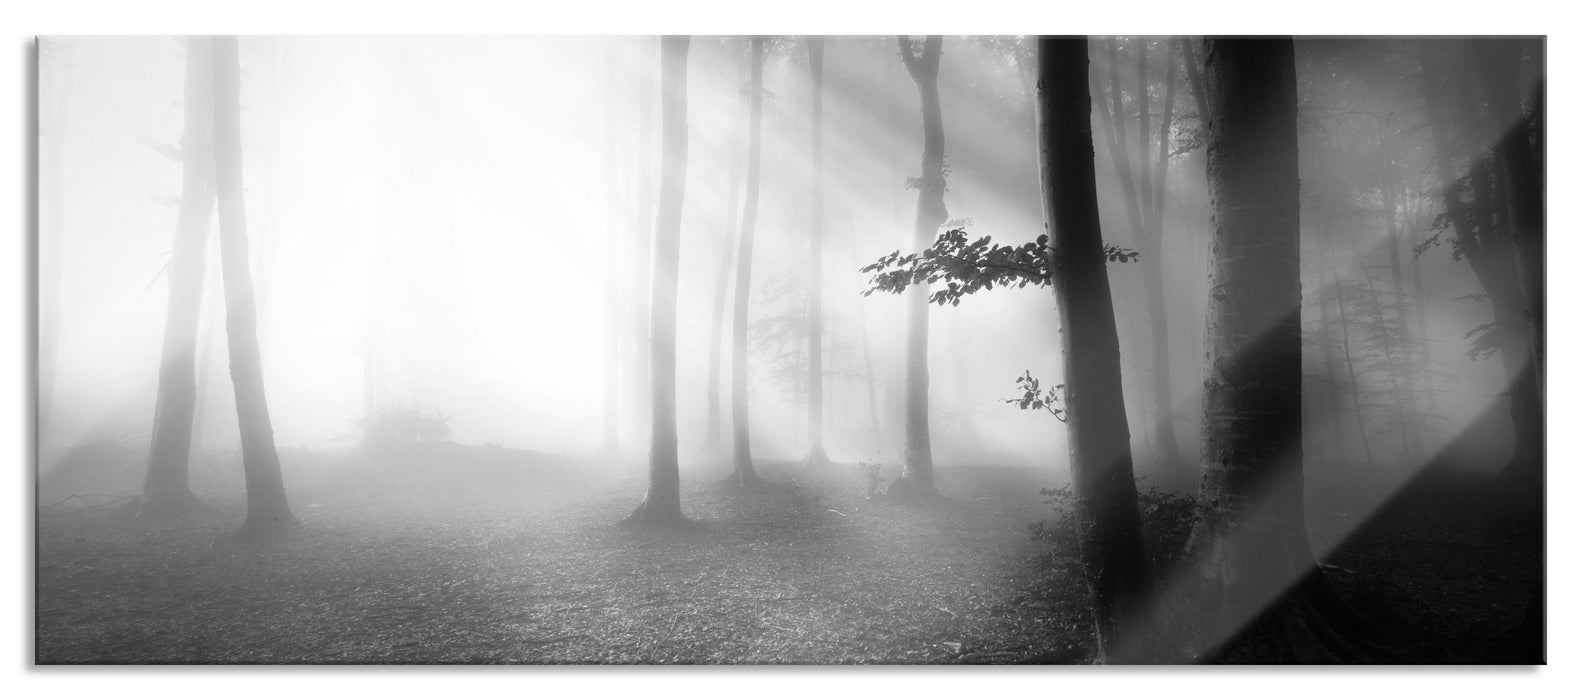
[212,37,298,541]
[1188,38,1373,662]
[1035,37,1151,663]
[1420,43,1543,486]
[141,37,217,518]
[803,36,830,468]
[623,36,691,526]
[727,37,767,487]
[1472,41,1545,494]
[1473,41,1544,376]
[704,42,748,457]
[889,35,947,499]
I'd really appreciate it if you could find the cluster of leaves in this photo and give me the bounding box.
[1029,482,1202,575]
[860,228,1139,307]
[360,402,452,452]
[1004,370,1065,422]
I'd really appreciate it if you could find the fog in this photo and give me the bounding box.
[38,36,1531,474]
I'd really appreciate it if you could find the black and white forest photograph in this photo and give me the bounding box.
[12,0,1573,687]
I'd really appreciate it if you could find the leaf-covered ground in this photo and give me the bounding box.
[37,448,1093,664]
[34,443,1540,664]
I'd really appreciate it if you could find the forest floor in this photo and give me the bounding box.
[34,442,1542,664]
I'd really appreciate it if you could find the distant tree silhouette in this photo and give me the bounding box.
[622,35,692,527]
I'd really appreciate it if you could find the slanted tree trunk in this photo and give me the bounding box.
[887,35,947,500]
[140,36,217,518]
[623,36,692,527]
[1035,36,1151,663]
[212,36,298,541]
[704,39,748,458]
[1188,38,1379,662]
[802,36,831,469]
[727,37,767,488]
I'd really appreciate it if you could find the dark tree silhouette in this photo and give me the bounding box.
[1184,37,1380,662]
[140,36,217,519]
[622,35,692,527]
[212,36,298,541]
[1034,36,1151,663]
[726,37,768,488]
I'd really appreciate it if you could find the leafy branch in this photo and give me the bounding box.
[860,227,1138,307]
[1005,370,1065,422]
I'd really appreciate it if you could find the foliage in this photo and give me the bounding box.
[360,402,452,451]
[860,227,1138,307]
[1003,370,1065,422]
[1029,481,1200,574]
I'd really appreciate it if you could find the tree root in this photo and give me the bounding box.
[718,468,770,491]
[1207,572,1398,664]
[618,500,695,531]
[230,512,303,545]
[873,474,944,505]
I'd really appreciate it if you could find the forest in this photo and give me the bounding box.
[34,35,1544,665]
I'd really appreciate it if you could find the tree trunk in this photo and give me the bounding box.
[212,36,298,541]
[1472,41,1544,494]
[1035,37,1151,663]
[1473,40,1544,377]
[1380,148,1422,459]
[803,36,830,468]
[141,36,217,518]
[1420,42,1543,486]
[727,37,767,487]
[1097,38,1183,470]
[704,40,748,457]
[1189,38,1373,662]
[889,35,947,499]
[623,36,691,526]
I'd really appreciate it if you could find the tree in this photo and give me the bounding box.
[891,35,947,500]
[140,36,218,519]
[726,37,768,488]
[1034,36,1151,663]
[1184,37,1377,662]
[703,38,748,458]
[802,36,831,469]
[859,38,1147,660]
[622,35,692,527]
[212,36,298,541]
[1418,41,1542,487]
[1092,37,1186,470]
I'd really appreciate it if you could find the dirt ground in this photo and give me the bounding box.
[33,443,1541,664]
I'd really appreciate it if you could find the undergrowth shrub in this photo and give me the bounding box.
[360,403,452,451]
[1029,482,1200,575]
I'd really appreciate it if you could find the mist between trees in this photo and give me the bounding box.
[35,35,1543,664]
